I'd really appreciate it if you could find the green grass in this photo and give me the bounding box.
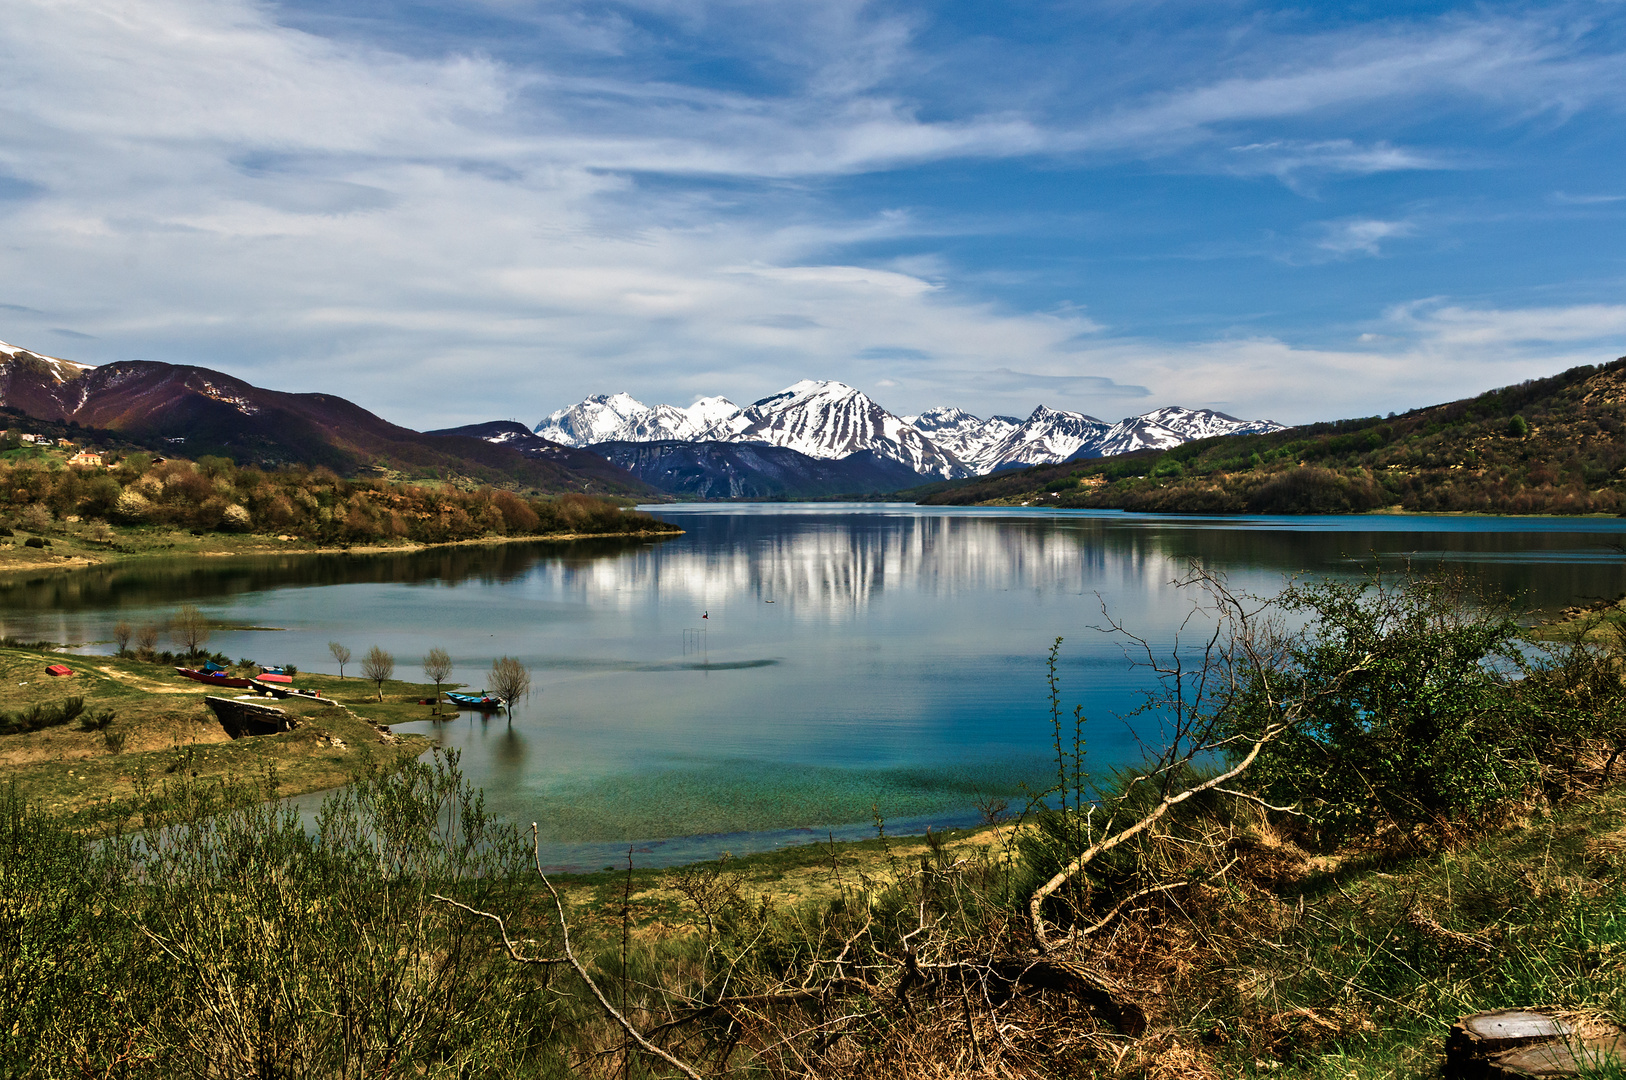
[0,646,431,827]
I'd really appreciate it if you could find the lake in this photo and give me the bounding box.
[7,504,1626,869]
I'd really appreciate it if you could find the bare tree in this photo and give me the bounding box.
[112,621,133,657]
[328,641,352,679]
[361,646,394,701]
[488,656,531,712]
[134,624,159,657]
[171,605,210,658]
[423,647,452,714]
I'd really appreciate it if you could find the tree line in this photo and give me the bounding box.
[0,451,678,543]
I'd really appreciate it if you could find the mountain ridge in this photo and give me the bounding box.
[535,381,1285,478]
[0,343,656,496]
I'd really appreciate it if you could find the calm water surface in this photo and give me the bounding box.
[6,504,1626,868]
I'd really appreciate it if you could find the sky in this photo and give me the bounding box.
[1,0,1624,429]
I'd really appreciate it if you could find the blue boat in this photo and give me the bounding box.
[444,691,504,710]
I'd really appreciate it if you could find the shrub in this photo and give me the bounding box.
[1231,571,1534,845]
[220,503,252,532]
[112,489,151,522]
[22,537,44,549]
[0,697,87,736]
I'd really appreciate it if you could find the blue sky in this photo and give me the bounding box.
[1,0,1624,427]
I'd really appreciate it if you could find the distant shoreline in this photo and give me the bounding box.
[0,525,683,579]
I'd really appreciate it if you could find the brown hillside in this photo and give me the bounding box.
[0,350,652,496]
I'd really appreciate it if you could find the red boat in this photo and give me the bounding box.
[176,667,255,689]
[255,672,293,684]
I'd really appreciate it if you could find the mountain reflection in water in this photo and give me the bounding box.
[10,505,1626,868]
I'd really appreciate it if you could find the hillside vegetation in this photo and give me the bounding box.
[916,356,1626,514]
[0,442,678,562]
[7,568,1626,1077]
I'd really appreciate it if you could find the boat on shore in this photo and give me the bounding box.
[444,691,505,710]
[177,667,255,689]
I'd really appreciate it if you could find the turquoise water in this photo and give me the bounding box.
[8,504,1626,868]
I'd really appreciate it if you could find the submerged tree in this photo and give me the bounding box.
[488,656,531,713]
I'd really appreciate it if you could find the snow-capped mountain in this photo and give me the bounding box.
[1135,407,1284,442]
[699,380,969,479]
[1090,416,1186,458]
[0,339,93,383]
[974,406,1112,471]
[536,393,741,445]
[903,407,1022,473]
[1073,408,1283,460]
[536,383,1285,480]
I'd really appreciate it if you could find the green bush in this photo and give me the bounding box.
[1232,572,1536,845]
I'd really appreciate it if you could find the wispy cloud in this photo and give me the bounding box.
[1316,218,1417,257]
[1391,301,1626,345]
[0,0,1622,427]
[1552,191,1626,205]
[1226,140,1452,183]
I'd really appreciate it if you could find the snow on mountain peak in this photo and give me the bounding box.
[533,382,1283,479]
[698,380,966,478]
[0,340,94,383]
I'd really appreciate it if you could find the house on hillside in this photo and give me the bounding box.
[19,433,40,444]
[68,450,103,467]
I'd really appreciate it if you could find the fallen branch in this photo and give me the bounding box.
[1028,727,1282,950]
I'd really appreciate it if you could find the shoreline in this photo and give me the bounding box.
[0,525,683,579]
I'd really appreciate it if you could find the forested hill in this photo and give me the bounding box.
[911,357,1626,515]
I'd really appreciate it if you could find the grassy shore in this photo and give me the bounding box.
[0,644,446,827]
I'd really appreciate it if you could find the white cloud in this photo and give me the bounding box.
[0,0,1622,432]
[1391,301,1626,346]
[1227,139,1451,183]
[1317,218,1417,257]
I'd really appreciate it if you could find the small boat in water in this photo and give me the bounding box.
[177,667,255,689]
[444,691,505,710]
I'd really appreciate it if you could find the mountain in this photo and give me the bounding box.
[0,343,655,496]
[902,407,1022,473]
[696,380,969,479]
[1079,408,1284,460]
[0,340,95,414]
[972,405,1113,471]
[912,357,1626,516]
[590,441,924,499]
[539,384,1283,484]
[1139,406,1284,442]
[536,393,740,445]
